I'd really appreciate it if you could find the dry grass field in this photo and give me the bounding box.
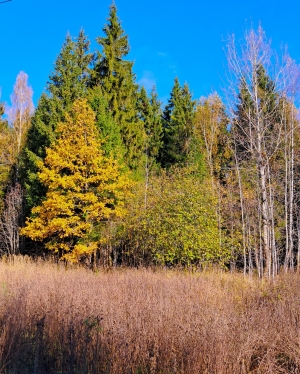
[0,257,299,373]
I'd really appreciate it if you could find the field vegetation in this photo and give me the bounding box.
[0,257,299,373]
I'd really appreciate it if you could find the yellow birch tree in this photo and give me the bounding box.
[21,99,131,262]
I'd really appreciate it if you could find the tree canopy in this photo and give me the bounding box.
[21,99,131,262]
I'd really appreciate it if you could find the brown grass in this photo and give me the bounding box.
[0,257,299,373]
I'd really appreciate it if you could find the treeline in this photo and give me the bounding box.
[0,5,300,277]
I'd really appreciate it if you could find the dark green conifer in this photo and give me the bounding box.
[160,78,196,168]
[21,30,93,215]
[138,86,163,171]
[92,3,144,173]
[88,86,124,160]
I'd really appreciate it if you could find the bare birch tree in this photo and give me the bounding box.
[0,71,34,255]
[7,71,34,180]
[226,26,300,277]
[0,184,23,255]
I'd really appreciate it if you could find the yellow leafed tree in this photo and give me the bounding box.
[21,99,131,262]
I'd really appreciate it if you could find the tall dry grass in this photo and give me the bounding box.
[0,257,299,373]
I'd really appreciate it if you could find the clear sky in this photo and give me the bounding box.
[1,0,300,108]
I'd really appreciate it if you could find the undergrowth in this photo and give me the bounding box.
[0,256,299,373]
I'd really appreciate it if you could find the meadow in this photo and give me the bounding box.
[0,257,299,373]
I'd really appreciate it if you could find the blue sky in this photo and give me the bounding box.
[1,0,300,108]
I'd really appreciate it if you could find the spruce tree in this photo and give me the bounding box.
[92,3,144,173]
[137,87,163,171]
[49,30,92,112]
[160,78,196,168]
[88,86,124,160]
[21,30,93,215]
